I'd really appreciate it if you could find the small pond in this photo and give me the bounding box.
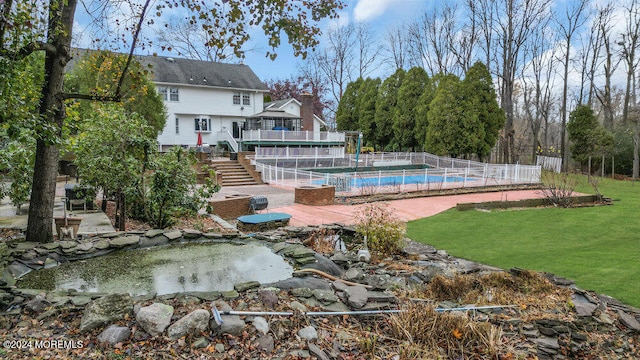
[17,242,293,296]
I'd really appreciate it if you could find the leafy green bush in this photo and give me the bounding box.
[354,203,406,255]
[145,147,219,228]
[0,131,35,212]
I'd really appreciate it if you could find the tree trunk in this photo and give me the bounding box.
[26,0,78,243]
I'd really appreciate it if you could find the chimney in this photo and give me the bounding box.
[300,91,314,132]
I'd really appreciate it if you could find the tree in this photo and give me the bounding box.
[427,73,483,158]
[374,69,405,150]
[65,50,167,135]
[462,62,505,161]
[70,105,154,230]
[393,67,429,150]
[357,77,381,147]
[567,105,614,168]
[264,77,329,122]
[0,0,344,243]
[335,78,363,131]
[555,0,590,172]
[619,0,640,178]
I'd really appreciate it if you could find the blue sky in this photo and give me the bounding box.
[243,0,426,80]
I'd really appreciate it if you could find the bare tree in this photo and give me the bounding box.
[486,0,552,163]
[619,0,640,177]
[407,2,459,75]
[451,0,480,74]
[317,24,355,107]
[521,26,557,163]
[593,4,620,131]
[555,0,590,171]
[354,24,381,78]
[156,15,241,61]
[382,24,410,71]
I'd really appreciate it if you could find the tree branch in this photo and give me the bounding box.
[0,41,53,61]
[114,0,151,100]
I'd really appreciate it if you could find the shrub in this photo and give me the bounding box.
[539,171,577,207]
[354,203,406,255]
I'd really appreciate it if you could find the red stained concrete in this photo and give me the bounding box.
[271,190,547,226]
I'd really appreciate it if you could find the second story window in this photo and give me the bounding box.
[158,86,179,101]
[169,87,179,101]
[233,92,250,106]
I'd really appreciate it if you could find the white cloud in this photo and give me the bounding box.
[353,0,400,22]
[327,11,351,30]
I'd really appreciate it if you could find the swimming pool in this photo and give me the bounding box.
[314,173,474,190]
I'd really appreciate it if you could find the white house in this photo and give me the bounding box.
[140,54,345,154]
[142,55,268,152]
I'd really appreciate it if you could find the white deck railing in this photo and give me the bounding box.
[217,130,239,153]
[243,130,345,143]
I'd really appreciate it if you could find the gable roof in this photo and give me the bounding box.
[264,98,300,110]
[141,55,268,91]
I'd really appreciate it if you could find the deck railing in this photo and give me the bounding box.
[243,130,345,143]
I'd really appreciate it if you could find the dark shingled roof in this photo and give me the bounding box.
[140,54,268,91]
[68,49,268,91]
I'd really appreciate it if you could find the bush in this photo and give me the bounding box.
[354,203,406,256]
[539,171,577,208]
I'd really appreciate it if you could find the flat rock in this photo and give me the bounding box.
[302,253,344,277]
[167,309,210,339]
[344,285,368,309]
[144,229,165,237]
[298,326,318,341]
[255,335,275,353]
[312,289,339,304]
[253,316,270,335]
[163,230,183,240]
[267,277,332,291]
[308,342,330,360]
[97,325,131,346]
[109,235,140,248]
[234,281,260,292]
[618,310,640,332]
[93,239,110,250]
[136,303,174,336]
[80,293,133,332]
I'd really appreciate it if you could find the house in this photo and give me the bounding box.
[141,54,345,155]
[142,55,268,152]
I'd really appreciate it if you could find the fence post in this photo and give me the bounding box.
[464,168,468,187]
[402,169,406,185]
[378,170,382,186]
[444,168,447,183]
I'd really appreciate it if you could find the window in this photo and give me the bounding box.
[195,118,211,132]
[175,117,179,134]
[169,87,179,101]
[158,86,179,101]
[233,92,251,105]
[158,86,167,101]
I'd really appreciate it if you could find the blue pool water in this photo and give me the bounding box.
[315,174,474,189]
[353,174,470,187]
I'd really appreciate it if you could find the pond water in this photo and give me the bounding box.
[17,242,293,296]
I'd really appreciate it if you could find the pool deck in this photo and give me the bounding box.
[217,185,547,227]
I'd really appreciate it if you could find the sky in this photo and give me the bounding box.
[243,0,425,80]
[72,0,427,81]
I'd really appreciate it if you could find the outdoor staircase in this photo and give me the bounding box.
[210,160,260,186]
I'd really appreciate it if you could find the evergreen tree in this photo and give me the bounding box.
[336,78,363,131]
[374,68,405,150]
[426,73,482,157]
[394,67,429,151]
[414,74,437,150]
[567,105,614,165]
[462,62,505,161]
[357,77,381,147]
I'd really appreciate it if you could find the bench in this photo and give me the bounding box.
[237,213,292,232]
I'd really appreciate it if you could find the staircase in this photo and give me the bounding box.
[210,160,260,186]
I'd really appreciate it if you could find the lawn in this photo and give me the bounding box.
[406,174,640,307]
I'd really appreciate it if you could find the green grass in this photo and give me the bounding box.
[406,175,640,307]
